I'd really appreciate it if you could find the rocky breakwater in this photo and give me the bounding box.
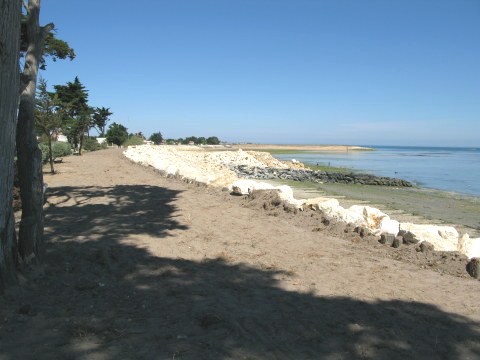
[230,165,413,187]
[226,179,480,267]
[124,146,480,267]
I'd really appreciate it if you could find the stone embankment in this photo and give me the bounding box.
[124,145,480,266]
[230,165,413,187]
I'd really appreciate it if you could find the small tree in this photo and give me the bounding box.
[54,76,90,153]
[149,132,163,145]
[106,122,128,146]
[92,107,112,136]
[206,136,220,145]
[35,78,64,173]
[76,107,93,155]
[184,136,198,144]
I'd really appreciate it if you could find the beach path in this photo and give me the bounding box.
[1,148,479,359]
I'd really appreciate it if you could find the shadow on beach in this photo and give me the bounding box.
[1,184,479,359]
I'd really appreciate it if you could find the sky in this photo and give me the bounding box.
[40,0,480,146]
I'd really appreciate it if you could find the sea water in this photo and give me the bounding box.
[274,146,480,197]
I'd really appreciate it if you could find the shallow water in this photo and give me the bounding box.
[275,146,480,197]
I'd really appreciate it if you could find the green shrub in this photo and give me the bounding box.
[83,137,107,152]
[39,143,49,163]
[39,141,72,164]
[123,135,144,146]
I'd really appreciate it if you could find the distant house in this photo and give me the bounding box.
[188,141,195,145]
[96,137,107,144]
[143,140,154,145]
[56,134,68,142]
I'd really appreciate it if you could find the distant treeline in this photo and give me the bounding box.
[163,136,221,145]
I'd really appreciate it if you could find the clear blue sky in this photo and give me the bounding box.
[40,0,480,146]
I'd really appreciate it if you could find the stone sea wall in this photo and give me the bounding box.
[124,145,480,265]
[230,165,413,187]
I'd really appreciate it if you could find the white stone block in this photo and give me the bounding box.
[400,223,459,252]
[458,234,480,259]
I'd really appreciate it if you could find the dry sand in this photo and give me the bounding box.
[1,148,479,359]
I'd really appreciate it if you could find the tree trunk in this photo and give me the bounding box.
[0,0,22,292]
[16,0,50,262]
[48,135,54,174]
[79,132,84,155]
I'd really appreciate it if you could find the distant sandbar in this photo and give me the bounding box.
[230,144,373,152]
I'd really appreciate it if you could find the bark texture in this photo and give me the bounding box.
[0,0,22,291]
[16,0,49,262]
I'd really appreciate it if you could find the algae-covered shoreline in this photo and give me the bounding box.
[247,147,479,236]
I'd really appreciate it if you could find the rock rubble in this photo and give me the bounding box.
[230,165,413,187]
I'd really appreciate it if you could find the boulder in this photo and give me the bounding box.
[418,241,434,253]
[457,234,480,259]
[378,218,400,236]
[392,236,402,248]
[399,230,419,245]
[399,223,459,252]
[466,258,480,279]
[229,179,274,195]
[316,199,365,227]
[276,186,305,208]
[349,205,388,230]
[303,197,336,211]
[379,233,395,246]
[165,165,178,176]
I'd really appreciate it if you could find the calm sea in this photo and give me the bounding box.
[274,146,480,197]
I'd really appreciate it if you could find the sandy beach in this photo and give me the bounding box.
[1,148,479,359]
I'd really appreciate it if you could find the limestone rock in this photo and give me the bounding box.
[315,199,365,226]
[302,197,332,210]
[379,218,400,236]
[229,179,274,195]
[275,185,305,208]
[399,223,459,252]
[458,234,480,259]
[349,205,388,229]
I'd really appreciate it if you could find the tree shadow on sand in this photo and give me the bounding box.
[1,184,479,359]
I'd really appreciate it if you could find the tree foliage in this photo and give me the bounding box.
[92,107,112,137]
[149,132,163,145]
[54,77,92,154]
[20,14,75,70]
[35,78,64,173]
[54,76,89,117]
[169,136,221,145]
[206,136,220,145]
[124,135,144,146]
[106,122,128,146]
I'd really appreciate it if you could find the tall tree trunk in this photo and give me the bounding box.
[0,0,22,292]
[79,132,84,155]
[16,0,51,262]
[48,135,54,174]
